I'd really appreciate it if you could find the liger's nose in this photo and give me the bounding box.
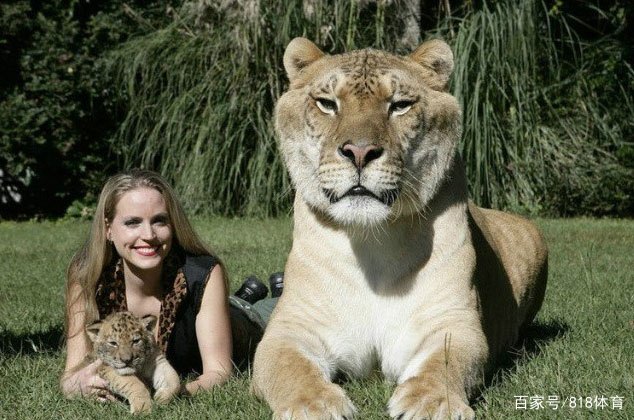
[339,142,384,169]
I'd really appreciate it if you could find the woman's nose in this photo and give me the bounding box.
[140,222,156,240]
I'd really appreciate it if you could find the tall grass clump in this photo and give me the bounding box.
[443,0,633,215]
[105,0,402,216]
[105,0,632,217]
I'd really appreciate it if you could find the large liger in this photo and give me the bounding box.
[252,37,548,420]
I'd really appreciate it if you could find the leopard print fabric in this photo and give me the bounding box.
[95,261,127,317]
[95,252,188,353]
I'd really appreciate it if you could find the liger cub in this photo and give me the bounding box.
[85,311,180,414]
[251,37,548,419]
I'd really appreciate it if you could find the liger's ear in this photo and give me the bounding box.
[283,37,325,81]
[141,314,157,333]
[86,321,103,342]
[408,39,454,91]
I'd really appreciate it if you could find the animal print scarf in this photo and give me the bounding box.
[95,252,188,352]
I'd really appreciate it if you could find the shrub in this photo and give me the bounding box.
[0,0,173,219]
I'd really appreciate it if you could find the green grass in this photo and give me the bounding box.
[1,218,632,419]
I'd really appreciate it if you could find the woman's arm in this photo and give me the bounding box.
[184,264,233,395]
[60,281,110,398]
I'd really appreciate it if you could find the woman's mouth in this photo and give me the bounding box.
[133,246,160,257]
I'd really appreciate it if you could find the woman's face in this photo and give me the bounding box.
[107,187,173,275]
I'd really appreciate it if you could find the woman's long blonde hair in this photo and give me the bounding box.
[64,169,218,333]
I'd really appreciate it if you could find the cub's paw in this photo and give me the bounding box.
[274,383,356,420]
[153,387,178,404]
[129,399,152,415]
[387,381,474,420]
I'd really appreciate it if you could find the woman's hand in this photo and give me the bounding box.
[61,359,114,401]
[182,371,232,396]
[62,282,114,401]
[182,377,205,396]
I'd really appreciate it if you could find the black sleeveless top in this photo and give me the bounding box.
[170,254,264,374]
[166,254,217,375]
[96,252,262,376]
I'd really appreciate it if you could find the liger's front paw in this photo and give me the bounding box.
[274,382,356,420]
[388,380,474,420]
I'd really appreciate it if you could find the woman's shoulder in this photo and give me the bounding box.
[181,252,219,287]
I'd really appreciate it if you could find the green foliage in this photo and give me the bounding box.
[107,0,632,217]
[0,0,173,218]
[1,0,632,218]
[441,0,634,216]
[106,0,403,216]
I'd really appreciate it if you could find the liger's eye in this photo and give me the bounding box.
[132,338,142,345]
[107,341,118,347]
[389,100,415,116]
[315,98,338,115]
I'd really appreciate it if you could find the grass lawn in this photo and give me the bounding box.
[0,217,632,419]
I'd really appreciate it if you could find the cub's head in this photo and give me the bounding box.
[276,37,462,226]
[86,311,156,375]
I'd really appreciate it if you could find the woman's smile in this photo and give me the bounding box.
[133,245,160,257]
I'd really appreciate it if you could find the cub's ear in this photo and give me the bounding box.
[85,321,103,342]
[283,37,325,81]
[408,39,454,91]
[140,314,157,333]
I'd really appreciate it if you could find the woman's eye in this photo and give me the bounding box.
[315,98,338,115]
[389,100,415,116]
[124,219,140,226]
[152,214,169,226]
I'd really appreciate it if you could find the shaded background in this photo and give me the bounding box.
[0,0,632,219]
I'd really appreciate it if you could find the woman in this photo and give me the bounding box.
[60,169,270,400]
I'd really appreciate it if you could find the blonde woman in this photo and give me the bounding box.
[60,169,271,400]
